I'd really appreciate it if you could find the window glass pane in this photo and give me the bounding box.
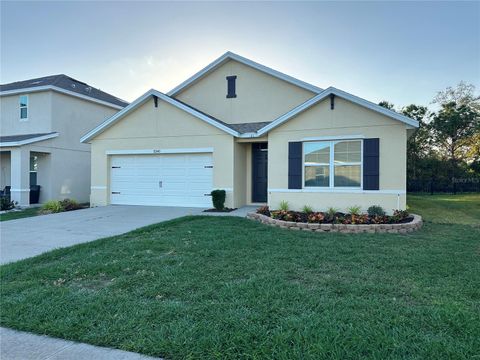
[304,141,330,165]
[305,165,329,187]
[334,165,361,187]
[20,107,28,119]
[334,140,361,164]
[30,156,38,171]
[19,95,28,107]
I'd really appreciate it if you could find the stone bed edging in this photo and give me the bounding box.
[247,212,423,234]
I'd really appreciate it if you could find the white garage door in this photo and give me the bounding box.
[110,153,213,207]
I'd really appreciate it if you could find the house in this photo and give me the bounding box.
[81,52,418,213]
[0,75,128,206]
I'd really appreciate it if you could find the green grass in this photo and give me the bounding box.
[408,193,480,226]
[0,207,41,222]
[2,194,480,359]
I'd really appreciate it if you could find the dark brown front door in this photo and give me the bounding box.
[252,143,268,203]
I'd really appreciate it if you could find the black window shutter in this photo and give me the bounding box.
[288,142,302,189]
[226,76,237,98]
[363,138,379,190]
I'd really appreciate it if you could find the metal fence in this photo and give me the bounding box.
[408,178,480,194]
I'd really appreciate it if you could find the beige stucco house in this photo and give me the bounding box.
[82,52,419,213]
[0,75,127,206]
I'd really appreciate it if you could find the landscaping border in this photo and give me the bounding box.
[247,213,423,233]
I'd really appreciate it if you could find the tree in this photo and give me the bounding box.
[433,81,480,112]
[401,105,430,180]
[430,101,479,193]
[378,100,395,110]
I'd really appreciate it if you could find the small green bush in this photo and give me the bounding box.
[59,198,81,211]
[42,200,64,213]
[211,189,226,210]
[326,207,338,219]
[0,197,15,211]
[279,200,289,211]
[368,205,386,217]
[347,205,362,216]
[302,205,313,214]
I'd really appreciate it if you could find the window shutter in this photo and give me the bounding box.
[363,138,379,190]
[226,76,237,98]
[288,142,302,189]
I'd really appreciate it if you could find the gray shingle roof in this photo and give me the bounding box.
[0,75,128,107]
[0,132,57,143]
[226,122,272,133]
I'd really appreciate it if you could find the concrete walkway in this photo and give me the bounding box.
[0,327,160,360]
[0,204,256,359]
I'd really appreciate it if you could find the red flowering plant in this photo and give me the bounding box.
[307,212,325,223]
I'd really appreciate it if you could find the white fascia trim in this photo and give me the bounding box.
[237,132,258,138]
[268,188,406,195]
[256,87,419,136]
[81,89,239,143]
[10,188,31,192]
[297,134,365,142]
[0,132,59,147]
[167,51,323,96]
[106,147,214,155]
[81,89,154,143]
[152,91,239,137]
[0,86,126,110]
[91,186,107,190]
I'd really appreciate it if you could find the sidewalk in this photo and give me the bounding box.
[0,327,161,360]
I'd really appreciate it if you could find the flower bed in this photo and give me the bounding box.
[247,207,422,233]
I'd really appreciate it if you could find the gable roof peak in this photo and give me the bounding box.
[167,51,323,97]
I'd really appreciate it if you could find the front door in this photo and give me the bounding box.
[252,143,268,203]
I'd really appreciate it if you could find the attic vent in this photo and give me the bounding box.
[85,87,92,93]
[226,76,237,98]
[71,84,76,88]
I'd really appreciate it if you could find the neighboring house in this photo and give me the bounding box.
[81,52,419,213]
[0,75,128,206]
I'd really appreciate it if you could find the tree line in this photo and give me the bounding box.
[379,82,480,194]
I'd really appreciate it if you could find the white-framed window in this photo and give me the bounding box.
[30,155,38,186]
[19,95,28,120]
[304,139,362,188]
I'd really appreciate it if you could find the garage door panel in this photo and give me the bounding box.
[110,153,213,207]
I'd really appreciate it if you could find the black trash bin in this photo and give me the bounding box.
[30,185,41,204]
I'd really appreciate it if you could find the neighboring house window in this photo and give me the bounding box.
[19,95,28,120]
[304,140,362,188]
[30,156,38,186]
[226,76,237,98]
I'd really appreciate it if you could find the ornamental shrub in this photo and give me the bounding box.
[279,200,289,211]
[367,205,386,217]
[211,189,226,210]
[302,205,313,214]
[42,200,64,213]
[0,197,15,211]
[59,198,81,211]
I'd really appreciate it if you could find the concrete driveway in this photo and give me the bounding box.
[0,205,253,265]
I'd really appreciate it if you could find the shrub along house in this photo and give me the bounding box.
[81,52,418,213]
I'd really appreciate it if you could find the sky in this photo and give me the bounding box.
[1,1,479,109]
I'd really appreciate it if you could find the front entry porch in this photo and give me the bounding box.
[0,148,50,206]
[232,140,268,208]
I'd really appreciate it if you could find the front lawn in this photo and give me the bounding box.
[1,197,479,359]
[0,207,41,222]
[408,193,480,226]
